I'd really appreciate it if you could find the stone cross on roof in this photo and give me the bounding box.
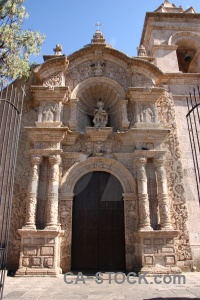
[95,22,103,30]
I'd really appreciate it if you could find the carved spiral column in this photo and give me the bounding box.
[121,100,130,129]
[46,155,61,229]
[135,157,152,231]
[69,98,78,130]
[24,155,43,229]
[154,156,173,230]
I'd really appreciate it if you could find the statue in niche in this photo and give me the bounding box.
[140,107,154,123]
[42,103,62,122]
[43,108,54,122]
[52,103,62,121]
[93,100,108,127]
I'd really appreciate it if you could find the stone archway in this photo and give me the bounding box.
[60,157,137,273]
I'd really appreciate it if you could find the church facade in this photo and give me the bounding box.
[8,1,200,275]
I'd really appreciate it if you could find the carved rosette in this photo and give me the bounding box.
[24,155,42,228]
[46,155,61,228]
[154,156,173,230]
[135,157,152,230]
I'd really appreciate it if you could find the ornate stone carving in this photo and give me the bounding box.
[121,100,130,129]
[46,155,61,228]
[53,44,62,55]
[41,103,62,122]
[157,92,192,261]
[139,105,154,123]
[44,72,63,87]
[90,60,105,76]
[66,60,131,91]
[135,157,152,230]
[137,45,147,56]
[24,155,42,229]
[154,156,173,230]
[132,73,154,88]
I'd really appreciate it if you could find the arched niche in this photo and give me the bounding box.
[71,77,126,131]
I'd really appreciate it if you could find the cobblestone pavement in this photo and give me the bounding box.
[2,272,200,300]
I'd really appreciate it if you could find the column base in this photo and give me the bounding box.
[17,229,64,276]
[45,224,61,231]
[161,224,174,230]
[139,225,153,231]
[22,224,36,230]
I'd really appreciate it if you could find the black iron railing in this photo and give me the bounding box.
[0,84,25,300]
[186,86,200,205]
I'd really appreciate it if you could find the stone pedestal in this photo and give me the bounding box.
[16,229,64,276]
[136,230,181,274]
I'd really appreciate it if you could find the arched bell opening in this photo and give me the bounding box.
[176,40,198,73]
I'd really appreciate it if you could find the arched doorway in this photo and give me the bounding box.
[71,171,125,272]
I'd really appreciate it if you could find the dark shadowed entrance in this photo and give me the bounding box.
[71,171,125,272]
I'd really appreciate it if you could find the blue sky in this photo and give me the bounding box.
[23,0,200,63]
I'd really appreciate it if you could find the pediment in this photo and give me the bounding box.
[33,56,69,85]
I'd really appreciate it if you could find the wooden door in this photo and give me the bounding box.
[71,171,125,272]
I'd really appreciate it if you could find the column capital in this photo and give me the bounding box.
[30,155,43,166]
[49,155,61,165]
[135,157,147,167]
[154,156,165,167]
[122,193,136,201]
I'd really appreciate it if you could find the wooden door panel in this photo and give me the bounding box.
[71,171,125,272]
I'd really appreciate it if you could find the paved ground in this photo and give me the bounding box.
[2,272,200,300]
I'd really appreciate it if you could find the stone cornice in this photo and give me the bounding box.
[31,86,71,103]
[127,87,165,102]
[25,127,68,143]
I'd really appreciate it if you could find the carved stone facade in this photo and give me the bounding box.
[7,1,200,276]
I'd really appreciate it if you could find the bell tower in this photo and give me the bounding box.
[140,0,199,73]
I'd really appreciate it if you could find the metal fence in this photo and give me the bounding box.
[0,84,25,299]
[186,86,200,205]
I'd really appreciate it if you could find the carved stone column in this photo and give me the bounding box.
[154,156,173,230]
[135,157,152,231]
[121,100,130,129]
[24,155,43,229]
[46,155,61,229]
[69,98,78,130]
[123,193,138,271]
